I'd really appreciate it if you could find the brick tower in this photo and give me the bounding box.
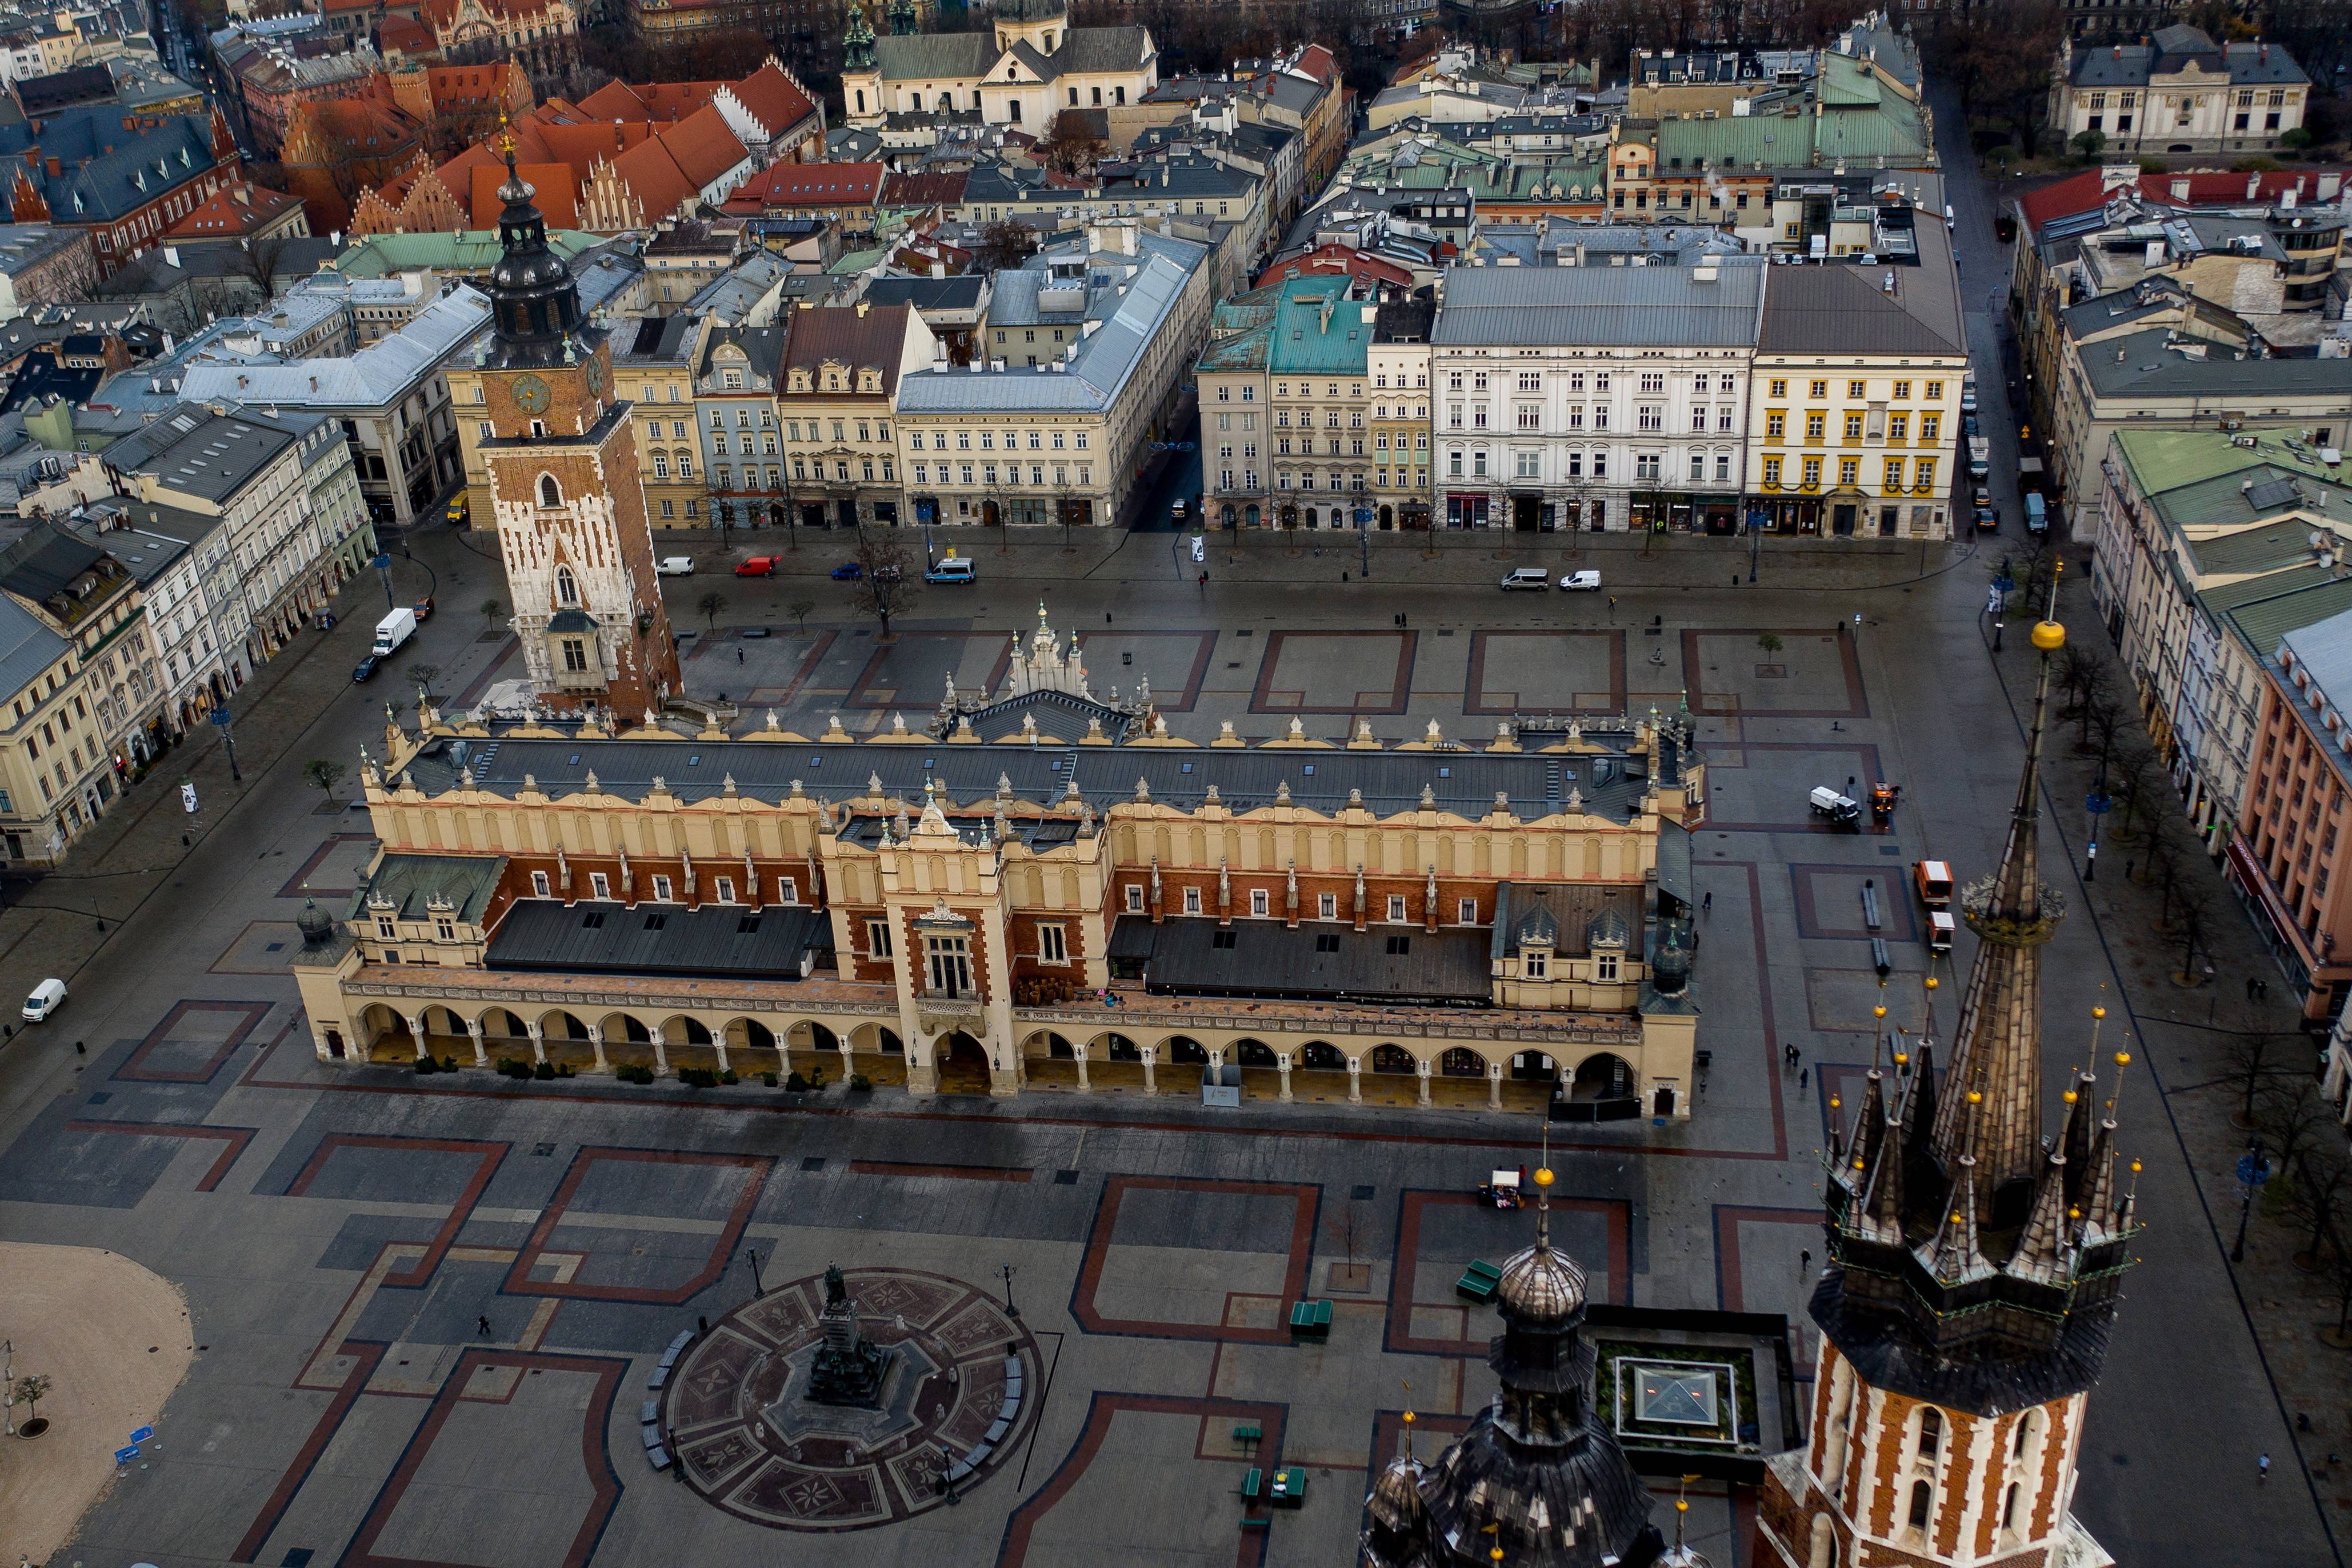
[1754,585,2138,1568]
[477,129,678,719]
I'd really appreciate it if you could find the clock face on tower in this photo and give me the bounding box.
[585,355,605,398]
[512,375,552,415]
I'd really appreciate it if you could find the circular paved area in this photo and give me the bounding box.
[663,1266,1036,1530]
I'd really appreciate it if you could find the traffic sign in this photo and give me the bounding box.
[2238,1154,2273,1186]
[130,1425,154,1443]
[210,707,231,728]
[114,1445,139,1465]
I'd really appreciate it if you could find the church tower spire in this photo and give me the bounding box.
[1753,580,2141,1568]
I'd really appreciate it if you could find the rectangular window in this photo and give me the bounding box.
[651,874,673,902]
[714,877,735,903]
[1183,886,1202,914]
[1318,892,1338,920]
[1524,950,1547,979]
[776,877,799,904]
[531,870,550,897]
[1249,888,1269,917]
[1038,922,1067,962]
[1127,884,1146,913]
[1805,413,1825,440]
[1457,897,1477,923]
[1839,457,1860,486]
[925,935,972,997]
[1386,894,1407,922]
[1843,413,1865,439]
[1883,458,1905,490]
[590,872,611,898]
[1763,457,1782,485]
[867,917,894,957]
[1597,953,1620,981]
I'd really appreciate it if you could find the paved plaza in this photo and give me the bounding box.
[0,498,2328,1568]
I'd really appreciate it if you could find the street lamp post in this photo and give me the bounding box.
[212,705,241,782]
[2232,1137,2269,1262]
[743,1246,765,1298]
[1001,1262,1019,1318]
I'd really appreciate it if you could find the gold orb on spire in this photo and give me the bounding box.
[2031,618,2066,651]
[1967,1089,1983,1105]
[1534,1166,1554,1189]
[2115,1050,2131,1066]
[2093,1006,2106,1020]
[1873,1004,1887,1019]
[1925,975,1938,990]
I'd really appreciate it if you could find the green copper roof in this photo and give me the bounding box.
[335,230,601,278]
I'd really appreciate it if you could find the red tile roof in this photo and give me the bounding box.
[471,161,578,227]
[162,181,302,240]
[1292,45,1338,85]
[729,63,818,136]
[881,169,965,206]
[1253,243,1411,290]
[2019,165,2352,232]
[726,161,884,209]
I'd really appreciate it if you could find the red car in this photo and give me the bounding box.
[734,557,778,577]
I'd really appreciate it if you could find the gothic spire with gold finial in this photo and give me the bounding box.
[1933,563,2071,1218]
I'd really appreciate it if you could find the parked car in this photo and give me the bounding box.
[1170,499,1189,521]
[413,595,434,622]
[831,561,863,580]
[1974,504,1998,531]
[735,557,779,577]
[658,556,694,576]
[1559,570,1602,591]
[1961,389,1979,415]
[1500,567,1551,591]
[1971,485,1991,511]
[22,977,65,1022]
[445,498,468,526]
[353,653,382,683]
[1962,414,1981,439]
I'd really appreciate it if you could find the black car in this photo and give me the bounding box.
[1962,415,1981,439]
[353,654,381,683]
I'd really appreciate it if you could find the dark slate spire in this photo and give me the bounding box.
[486,117,583,370]
[1934,577,2072,1221]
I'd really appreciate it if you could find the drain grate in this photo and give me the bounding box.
[1054,1169,1080,1185]
[1351,1184,1376,1201]
[532,1142,556,1156]
[801,1156,826,1171]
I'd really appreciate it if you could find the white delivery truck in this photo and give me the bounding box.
[1808,786,1862,828]
[373,606,417,657]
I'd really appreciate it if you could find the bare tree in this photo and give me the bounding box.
[849,531,917,640]
[1035,109,1110,180]
[695,590,726,631]
[2225,1030,2301,1129]
[2257,1080,2336,1212]
[974,219,1040,275]
[224,231,293,300]
[2288,1144,2350,1270]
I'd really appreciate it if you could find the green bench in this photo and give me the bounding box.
[1270,1467,1309,1507]
[1287,1298,1333,1338]
[1232,1422,1262,1454]
[1455,1260,1504,1302]
[1240,1466,1263,1501]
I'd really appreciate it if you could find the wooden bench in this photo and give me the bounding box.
[1455,1260,1504,1302]
[1287,1299,1333,1338]
[1232,1422,1262,1454]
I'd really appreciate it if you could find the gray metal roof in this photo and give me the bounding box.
[413,729,1679,821]
[353,852,505,924]
[1433,262,1765,347]
[1757,254,1965,358]
[2078,326,2352,400]
[0,589,63,697]
[102,403,329,503]
[486,898,831,979]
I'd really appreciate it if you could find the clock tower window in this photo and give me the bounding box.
[538,474,562,507]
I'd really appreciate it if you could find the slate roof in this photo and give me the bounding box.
[1757,258,1965,358]
[2078,326,2352,400]
[353,851,505,923]
[863,274,987,313]
[101,403,326,504]
[871,31,999,81]
[1,107,222,226]
[1433,263,1765,347]
[779,303,915,398]
[2067,29,2307,87]
[175,285,490,411]
[487,898,832,979]
[1107,913,1493,1005]
[0,589,63,697]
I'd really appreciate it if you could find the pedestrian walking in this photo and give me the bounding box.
[2259,1454,2271,1481]
[477,1315,491,1338]
[2247,975,2259,1002]
[2122,858,2133,881]
[1702,890,1713,915]
[737,648,745,665]
[1607,595,1617,621]
[1799,1067,1809,1089]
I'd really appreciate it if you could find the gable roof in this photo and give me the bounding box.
[2,107,222,226]
[1757,262,1965,358]
[779,303,914,398]
[728,63,821,136]
[871,31,998,82]
[725,160,885,209]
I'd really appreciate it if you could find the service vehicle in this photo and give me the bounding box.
[1808,786,1862,827]
[1559,570,1602,591]
[926,555,976,584]
[372,607,415,657]
[2024,492,2048,535]
[1913,859,1954,907]
[734,557,779,577]
[1927,910,1957,954]
[1967,437,1991,481]
[22,977,65,1022]
[658,556,694,576]
[1500,567,1551,591]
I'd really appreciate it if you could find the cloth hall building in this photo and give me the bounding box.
[293,619,1706,1118]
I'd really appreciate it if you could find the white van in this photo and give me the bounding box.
[22,977,65,1021]
[658,556,694,576]
[925,556,976,584]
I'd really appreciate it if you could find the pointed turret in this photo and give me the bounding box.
[1934,579,2072,1219]
[2075,1049,2133,1245]
[2006,1149,2073,1286]
[842,0,877,69]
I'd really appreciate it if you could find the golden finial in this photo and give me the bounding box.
[1967,1089,1982,1105]
[1830,1094,1842,1109]
[1925,975,1938,991]
[2063,1089,2077,1103]
[1534,1166,1555,1188]
[1873,1004,1886,1019]
[2093,1005,2106,1020]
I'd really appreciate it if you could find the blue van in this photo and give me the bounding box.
[2023,493,2047,535]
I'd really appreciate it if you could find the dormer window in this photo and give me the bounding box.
[1524,947,1548,979]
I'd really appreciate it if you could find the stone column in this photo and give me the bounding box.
[906,1034,938,1097]
[1415,1059,1433,1107]
[1277,1053,1293,1103]
[310,1026,334,1063]
[1074,1042,1091,1092]
[586,1023,608,1074]
[526,1021,546,1066]
[1141,1046,1158,1096]
[777,1029,793,1082]
[405,1010,429,1062]
[713,1031,731,1075]
[838,1038,854,1083]
[1347,1055,1362,1105]
[1206,1047,1225,1094]
[466,1017,487,1068]
[651,1027,670,1078]
[1487,1061,1505,1111]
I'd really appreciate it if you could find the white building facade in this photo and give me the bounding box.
[1428,263,1759,533]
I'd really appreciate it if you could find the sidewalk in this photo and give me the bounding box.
[2019,574,2352,1546]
